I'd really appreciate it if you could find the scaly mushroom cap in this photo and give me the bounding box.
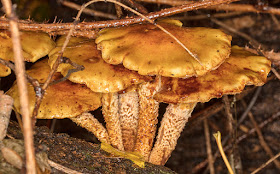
[95,20,232,78]
[48,36,152,93]
[7,59,101,119]
[154,46,271,104]
[0,30,55,77]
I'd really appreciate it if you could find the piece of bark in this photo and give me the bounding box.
[0,91,13,141]
[2,121,176,174]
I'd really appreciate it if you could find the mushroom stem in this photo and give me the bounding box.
[119,90,139,151]
[70,112,110,144]
[102,92,124,150]
[149,103,196,165]
[134,78,161,160]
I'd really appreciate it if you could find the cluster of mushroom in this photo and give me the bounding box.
[3,19,271,166]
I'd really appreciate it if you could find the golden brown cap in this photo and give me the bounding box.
[95,20,232,78]
[154,46,271,104]
[48,36,152,93]
[0,64,11,77]
[0,31,55,77]
[7,59,101,119]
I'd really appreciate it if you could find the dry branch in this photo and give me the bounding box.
[136,0,280,15]
[242,100,280,169]
[1,0,36,173]
[60,0,117,19]
[0,0,238,33]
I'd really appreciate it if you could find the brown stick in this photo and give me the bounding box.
[203,119,215,174]
[192,111,280,173]
[61,0,117,19]
[271,68,280,81]
[1,0,36,173]
[115,3,124,18]
[251,152,280,174]
[31,1,91,124]
[48,160,83,174]
[208,3,280,15]
[0,58,40,89]
[173,11,243,21]
[0,0,238,32]
[122,0,148,14]
[271,14,280,30]
[136,0,280,15]
[241,100,280,169]
[211,18,264,49]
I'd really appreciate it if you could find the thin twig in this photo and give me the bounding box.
[245,47,280,65]
[15,110,23,132]
[48,160,83,174]
[211,18,264,49]
[49,57,84,85]
[213,132,234,174]
[173,11,243,21]
[211,18,280,68]
[137,0,280,15]
[251,152,280,174]
[115,4,124,18]
[271,68,280,81]
[122,0,148,14]
[223,95,234,138]
[192,111,280,173]
[208,3,280,15]
[241,100,280,169]
[1,0,36,173]
[189,86,258,127]
[270,14,280,30]
[86,0,201,63]
[31,2,89,124]
[203,119,215,174]
[237,87,262,126]
[0,58,41,88]
[60,0,117,19]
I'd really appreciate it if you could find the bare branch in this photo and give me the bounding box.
[0,0,238,32]
[60,0,117,19]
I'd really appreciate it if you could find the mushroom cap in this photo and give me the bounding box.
[0,64,11,77]
[95,20,232,78]
[48,36,152,93]
[0,30,56,77]
[154,46,271,104]
[7,59,101,119]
